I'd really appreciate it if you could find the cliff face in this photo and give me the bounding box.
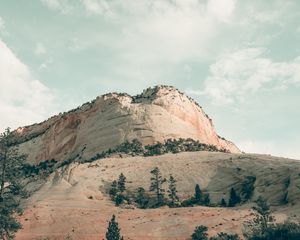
[15,86,240,164]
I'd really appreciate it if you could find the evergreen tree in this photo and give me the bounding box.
[115,194,124,206]
[106,215,123,240]
[202,193,211,206]
[194,184,202,204]
[109,180,118,200]
[0,128,27,239]
[191,225,209,240]
[241,176,256,201]
[220,198,227,207]
[117,173,126,193]
[228,188,241,207]
[149,167,166,206]
[135,187,149,209]
[111,173,127,206]
[167,175,179,207]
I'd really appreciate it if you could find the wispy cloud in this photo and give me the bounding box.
[0,17,4,32]
[0,39,55,131]
[0,16,9,36]
[200,48,300,105]
[40,0,73,14]
[80,0,112,15]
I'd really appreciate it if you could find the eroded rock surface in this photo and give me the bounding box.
[15,86,240,164]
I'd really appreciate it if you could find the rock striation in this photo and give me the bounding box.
[14,85,240,164]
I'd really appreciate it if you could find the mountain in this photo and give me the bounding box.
[12,86,300,240]
[14,85,240,164]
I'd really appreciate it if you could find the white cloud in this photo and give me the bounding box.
[34,42,47,56]
[201,48,300,105]
[238,139,300,160]
[80,0,111,15]
[207,0,236,22]
[0,39,55,131]
[40,0,73,14]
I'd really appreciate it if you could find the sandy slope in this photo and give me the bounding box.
[16,152,300,239]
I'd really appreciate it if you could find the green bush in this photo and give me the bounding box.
[210,232,240,240]
[241,176,256,201]
[192,225,208,240]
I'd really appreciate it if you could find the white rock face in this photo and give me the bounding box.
[15,86,240,164]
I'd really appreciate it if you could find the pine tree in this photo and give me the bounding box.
[106,215,123,240]
[167,175,179,207]
[135,187,149,209]
[0,128,27,239]
[202,193,211,206]
[109,180,118,200]
[191,225,208,240]
[149,167,166,206]
[112,173,127,206]
[220,198,227,207]
[194,184,202,204]
[228,188,241,207]
[117,173,126,193]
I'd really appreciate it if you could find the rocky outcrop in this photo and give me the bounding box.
[15,85,240,164]
[16,151,298,240]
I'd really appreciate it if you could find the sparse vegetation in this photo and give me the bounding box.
[0,128,27,239]
[243,196,300,239]
[134,187,149,209]
[108,173,129,206]
[22,159,57,177]
[210,232,240,240]
[228,188,241,207]
[87,138,228,163]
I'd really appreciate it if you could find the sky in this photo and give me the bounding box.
[0,0,299,159]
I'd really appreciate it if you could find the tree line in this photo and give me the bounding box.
[87,138,228,163]
[108,167,250,209]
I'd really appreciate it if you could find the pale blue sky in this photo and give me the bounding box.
[0,0,299,159]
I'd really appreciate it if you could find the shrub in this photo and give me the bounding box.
[228,188,241,207]
[210,232,240,240]
[192,225,209,240]
[134,187,149,209]
[241,176,256,201]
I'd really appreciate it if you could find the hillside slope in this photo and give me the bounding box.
[17,151,300,240]
[13,86,240,164]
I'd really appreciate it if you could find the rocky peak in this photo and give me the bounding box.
[14,86,240,164]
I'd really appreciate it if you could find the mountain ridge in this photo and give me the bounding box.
[14,85,240,164]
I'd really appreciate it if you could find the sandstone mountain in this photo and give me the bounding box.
[14,85,240,164]
[11,86,300,240]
